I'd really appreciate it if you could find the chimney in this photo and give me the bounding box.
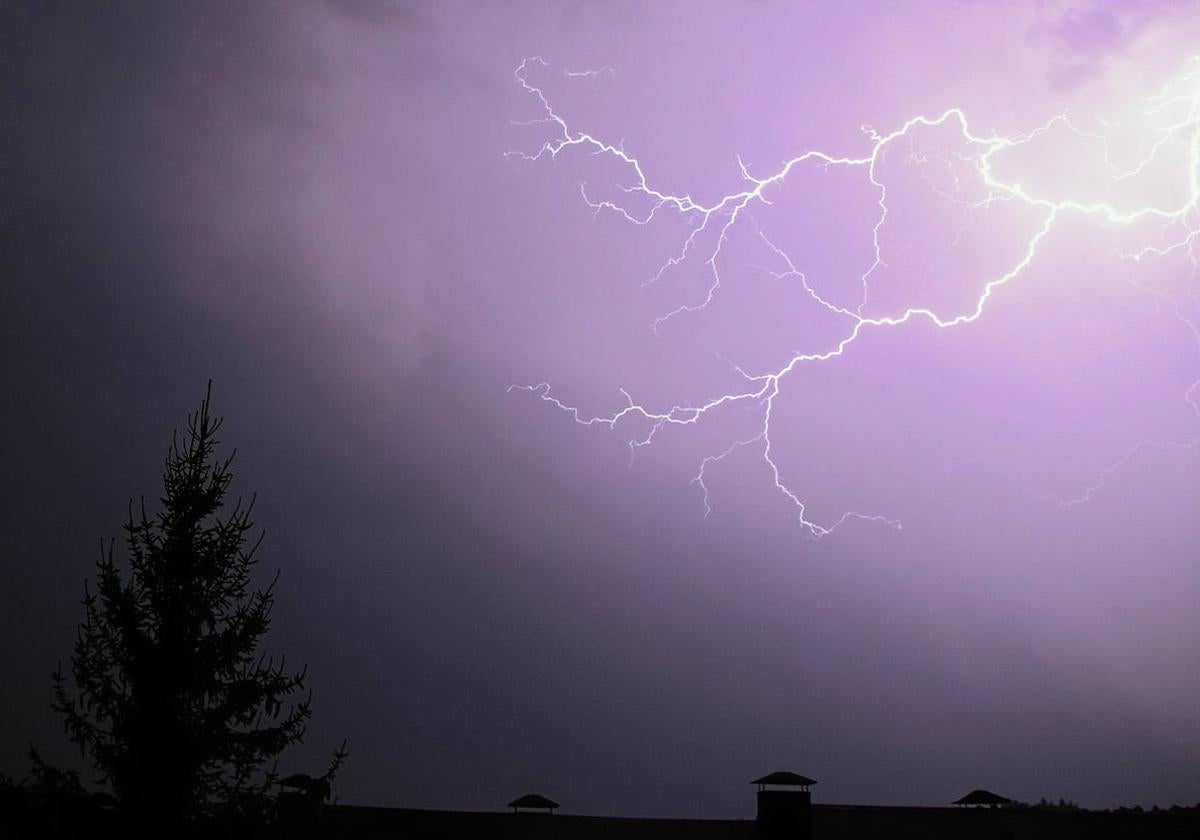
[751,772,815,840]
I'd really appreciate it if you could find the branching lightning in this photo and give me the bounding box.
[506,55,1200,536]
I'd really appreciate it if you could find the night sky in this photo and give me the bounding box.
[4,0,1200,817]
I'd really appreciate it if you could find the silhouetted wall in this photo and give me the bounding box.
[277,792,324,840]
[757,790,811,840]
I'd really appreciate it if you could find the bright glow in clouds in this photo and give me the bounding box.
[507,54,1200,537]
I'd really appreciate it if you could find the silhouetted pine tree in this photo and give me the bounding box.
[52,383,311,835]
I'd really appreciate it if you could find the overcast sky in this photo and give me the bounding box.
[4,0,1200,817]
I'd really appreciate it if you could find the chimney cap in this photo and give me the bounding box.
[953,789,1011,806]
[751,772,818,788]
[508,793,559,812]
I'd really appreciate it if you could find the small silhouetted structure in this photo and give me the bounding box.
[954,789,1012,808]
[279,773,332,801]
[508,793,559,814]
[278,773,335,840]
[752,772,817,792]
[753,772,816,839]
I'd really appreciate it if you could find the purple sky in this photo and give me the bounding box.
[4,0,1200,817]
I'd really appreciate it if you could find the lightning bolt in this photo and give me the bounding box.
[506,55,1200,537]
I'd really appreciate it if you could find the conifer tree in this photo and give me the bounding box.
[52,384,312,833]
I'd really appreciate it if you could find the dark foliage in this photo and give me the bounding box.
[50,384,312,834]
[0,748,112,839]
[1030,797,1083,811]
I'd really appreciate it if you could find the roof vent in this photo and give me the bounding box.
[508,793,559,814]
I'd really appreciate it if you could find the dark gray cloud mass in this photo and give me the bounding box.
[3,0,1200,817]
